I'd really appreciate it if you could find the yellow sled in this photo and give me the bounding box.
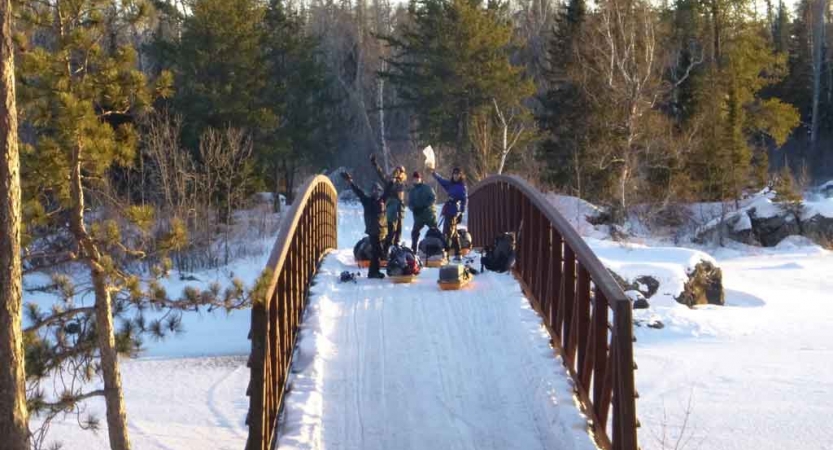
[357,260,387,269]
[438,277,472,290]
[437,264,473,290]
[390,274,419,284]
[450,248,472,257]
[424,258,448,268]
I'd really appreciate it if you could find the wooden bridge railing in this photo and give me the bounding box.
[245,175,338,450]
[469,175,638,450]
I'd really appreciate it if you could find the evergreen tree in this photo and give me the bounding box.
[0,0,29,446]
[382,0,535,174]
[173,0,272,147]
[261,0,337,204]
[686,10,800,201]
[538,0,590,194]
[14,1,248,448]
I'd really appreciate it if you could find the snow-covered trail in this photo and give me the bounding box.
[276,249,597,450]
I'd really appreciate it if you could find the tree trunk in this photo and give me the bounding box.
[810,0,826,153]
[378,71,390,172]
[69,145,131,450]
[0,0,29,446]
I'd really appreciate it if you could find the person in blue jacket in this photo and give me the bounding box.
[430,167,467,259]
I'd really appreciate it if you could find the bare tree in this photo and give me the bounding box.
[0,0,29,446]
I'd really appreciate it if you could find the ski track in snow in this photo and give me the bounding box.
[276,249,596,450]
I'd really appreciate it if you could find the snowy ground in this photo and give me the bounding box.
[276,249,596,450]
[37,199,833,450]
[547,194,833,450]
[634,241,833,450]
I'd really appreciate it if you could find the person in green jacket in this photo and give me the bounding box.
[408,171,438,252]
[370,154,407,250]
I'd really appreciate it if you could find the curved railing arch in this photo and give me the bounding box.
[245,175,338,450]
[468,175,638,450]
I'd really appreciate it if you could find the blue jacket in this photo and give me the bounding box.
[433,172,467,217]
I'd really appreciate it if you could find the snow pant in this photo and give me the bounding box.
[410,208,438,252]
[442,213,461,256]
[368,234,384,276]
[384,214,404,250]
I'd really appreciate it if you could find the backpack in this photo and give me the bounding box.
[482,233,516,273]
[353,237,374,261]
[418,236,446,260]
[457,227,473,250]
[387,245,422,277]
[426,226,444,240]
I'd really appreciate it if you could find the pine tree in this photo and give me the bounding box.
[687,8,800,201]
[0,0,29,447]
[173,0,272,147]
[538,0,590,194]
[382,0,535,174]
[260,0,337,204]
[14,1,249,448]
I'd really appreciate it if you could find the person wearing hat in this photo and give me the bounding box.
[408,171,438,252]
[340,171,388,279]
[370,154,407,250]
[430,166,467,259]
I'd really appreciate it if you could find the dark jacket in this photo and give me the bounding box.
[372,160,406,219]
[408,183,436,213]
[433,172,467,217]
[349,181,388,238]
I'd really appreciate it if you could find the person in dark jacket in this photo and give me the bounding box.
[370,154,407,249]
[408,171,438,252]
[430,167,467,259]
[341,171,387,279]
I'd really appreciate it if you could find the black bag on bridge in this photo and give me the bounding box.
[482,232,516,273]
[353,236,374,261]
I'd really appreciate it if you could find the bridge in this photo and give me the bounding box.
[243,174,638,450]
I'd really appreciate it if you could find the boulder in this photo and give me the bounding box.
[634,276,660,299]
[801,214,833,248]
[625,290,650,309]
[749,209,800,247]
[675,261,724,307]
[609,271,660,301]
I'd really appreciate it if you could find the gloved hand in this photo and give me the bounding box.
[369,154,377,164]
[340,172,352,183]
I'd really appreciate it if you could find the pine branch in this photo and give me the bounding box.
[24,307,96,334]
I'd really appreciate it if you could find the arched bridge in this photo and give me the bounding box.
[245,175,638,450]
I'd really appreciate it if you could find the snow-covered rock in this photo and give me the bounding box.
[589,239,723,308]
[695,193,833,248]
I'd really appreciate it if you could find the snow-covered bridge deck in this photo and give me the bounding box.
[275,250,597,450]
[246,175,638,450]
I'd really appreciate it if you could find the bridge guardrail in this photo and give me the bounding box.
[245,175,338,450]
[469,175,638,450]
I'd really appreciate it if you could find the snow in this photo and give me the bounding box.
[36,197,833,450]
[277,249,597,450]
[636,243,833,450]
